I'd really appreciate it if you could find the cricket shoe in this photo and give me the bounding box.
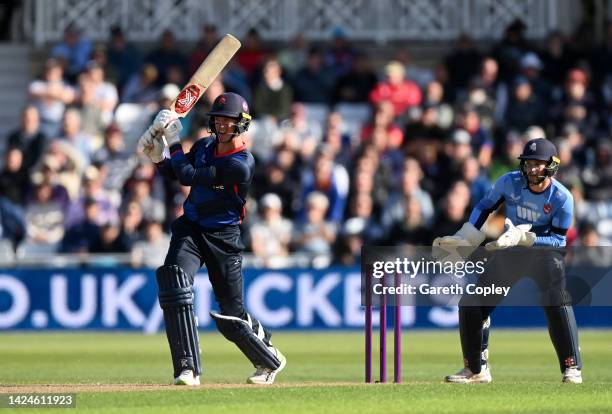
[174,369,200,386]
[246,347,287,385]
[562,367,582,384]
[444,364,492,383]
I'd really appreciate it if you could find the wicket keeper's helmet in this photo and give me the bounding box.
[207,92,251,134]
[518,138,560,178]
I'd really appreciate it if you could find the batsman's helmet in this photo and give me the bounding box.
[207,92,251,135]
[518,138,560,179]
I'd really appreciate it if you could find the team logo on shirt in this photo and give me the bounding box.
[517,205,541,222]
[543,204,552,214]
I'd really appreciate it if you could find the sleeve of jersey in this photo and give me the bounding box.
[535,192,573,247]
[469,174,506,229]
[154,158,177,179]
[168,143,218,186]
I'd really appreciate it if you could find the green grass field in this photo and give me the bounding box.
[1,330,611,413]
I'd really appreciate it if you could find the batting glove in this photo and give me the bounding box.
[485,218,535,250]
[154,109,182,146]
[137,124,165,163]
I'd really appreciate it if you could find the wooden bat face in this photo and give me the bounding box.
[170,34,241,118]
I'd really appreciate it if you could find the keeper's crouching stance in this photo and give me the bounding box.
[138,93,286,385]
[433,138,582,384]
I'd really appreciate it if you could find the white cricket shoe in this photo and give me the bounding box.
[174,369,200,386]
[562,366,582,384]
[246,348,287,385]
[445,364,492,383]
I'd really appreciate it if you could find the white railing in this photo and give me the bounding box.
[22,0,560,46]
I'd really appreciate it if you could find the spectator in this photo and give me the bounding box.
[7,105,47,171]
[236,28,267,84]
[300,152,349,225]
[277,34,308,78]
[369,61,422,119]
[551,68,597,136]
[361,100,404,148]
[432,180,472,237]
[84,61,119,124]
[491,18,533,83]
[23,175,70,252]
[44,140,85,201]
[60,197,102,253]
[91,219,132,254]
[292,191,337,257]
[278,102,323,152]
[50,25,93,82]
[56,108,96,166]
[332,52,378,104]
[444,34,483,98]
[422,80,454,129]
[131,220,170,268]
[489,131,524,181]
[385,195,431,245]
[461,156,492,207]
[322,112,353,167]
[291,47,335,104]
[106,26,142,91]
[382,158,434,233]
[253,58,293,121]
[324,27,355,77]
[64,165,118,229]
[519,52,552,105]
[92,124,138,203]
[0,197,26,250]
[504,77,546,134]
[145,30,187,85]
[119,200,144,247]
[581,139,612,201]
[250,193,293,267]
[540,31,572,86]
[187,24,219,77]
[455,105,494,167]
[28,58,75,138]
[123,172,166,223]
[121,64,160,103]
[344,192,383,243]
[0,148,30,205]
[75,74,106,141]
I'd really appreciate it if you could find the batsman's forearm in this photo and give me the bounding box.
[169,143,217,186]
[154,158,177,180]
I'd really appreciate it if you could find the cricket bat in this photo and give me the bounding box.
[170,33,241,117]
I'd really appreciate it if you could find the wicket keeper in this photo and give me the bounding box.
[138,92,286,385]
[434,138,582,384]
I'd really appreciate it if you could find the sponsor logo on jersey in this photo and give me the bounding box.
[517,205,541,222]
[543,203,552,214]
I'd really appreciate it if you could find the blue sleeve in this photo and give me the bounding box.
[155,141,199,181]
[169,143,250,187]
[169,143,216,186]
[535,191,573,247]
[154,158,177,179]
[469,174,507,229]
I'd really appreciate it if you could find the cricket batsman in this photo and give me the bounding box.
[138,92,286,385]
[433,138,582,384]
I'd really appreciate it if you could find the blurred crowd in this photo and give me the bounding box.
[1,19,612,268]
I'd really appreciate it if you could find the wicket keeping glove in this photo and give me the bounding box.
[485,218,535,250]
[137,124,165,163]
[432,222,486,261]
[154,109,182,146]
